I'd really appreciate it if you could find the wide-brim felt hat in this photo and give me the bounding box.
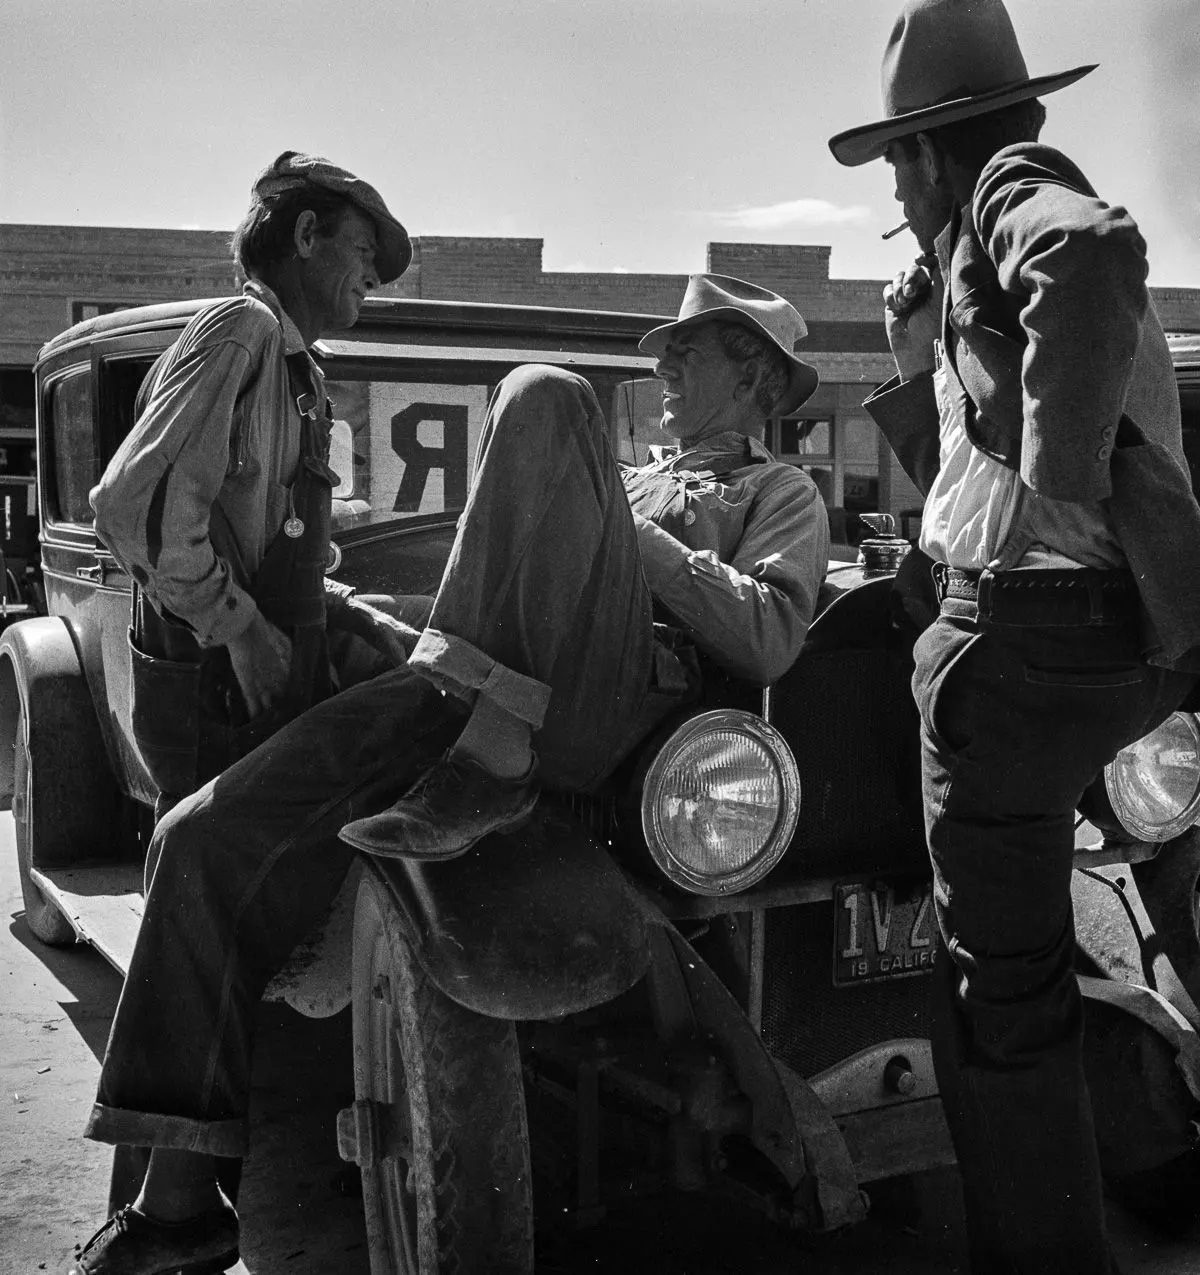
[639,274,820,417]
[828,0,1096,167]
[252,151,412,283]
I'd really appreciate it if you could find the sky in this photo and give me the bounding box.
[2,0,1198,288]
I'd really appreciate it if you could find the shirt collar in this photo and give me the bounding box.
[242,280,310,356]
[665,430,771,469]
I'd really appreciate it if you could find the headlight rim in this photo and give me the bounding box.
[640,707,801,897]
[1103,710,1200,843]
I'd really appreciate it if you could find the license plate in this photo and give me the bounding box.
[833,880,937,986]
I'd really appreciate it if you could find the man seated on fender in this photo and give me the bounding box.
[70,274,829,1275]
[339,273,832,860]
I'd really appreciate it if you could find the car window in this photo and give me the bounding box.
[45,367,99,526]
[325,366,653,530]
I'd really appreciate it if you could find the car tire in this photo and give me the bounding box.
[351,870,534,1275]
[13,702,75,945]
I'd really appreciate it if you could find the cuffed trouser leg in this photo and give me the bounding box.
[87,668,465,1155]
[916,599,1193,1275]
[409,363,690,791]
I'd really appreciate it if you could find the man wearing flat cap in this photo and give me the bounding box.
[67,275,829,1272]
[830,2,1200,1271]
[91,150,417,820]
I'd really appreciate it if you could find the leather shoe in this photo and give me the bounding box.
[66,1202,239,1274]
[339,752,538,861]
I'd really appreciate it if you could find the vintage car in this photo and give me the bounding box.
[6,301,1200,1274]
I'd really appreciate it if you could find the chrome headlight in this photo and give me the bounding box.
[1105,712,1200,841]
[640,709,800,896]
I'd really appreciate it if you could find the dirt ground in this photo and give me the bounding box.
[4,810,1200,1274]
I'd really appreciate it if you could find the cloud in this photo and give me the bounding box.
[706,198,872,230]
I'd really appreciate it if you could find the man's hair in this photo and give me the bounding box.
[714,321,791,416]
[893,97,1047,175]
[231,185,355,277]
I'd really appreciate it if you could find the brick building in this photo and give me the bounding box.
[3,224,1199,543]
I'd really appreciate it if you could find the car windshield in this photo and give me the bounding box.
[322,364,665,532]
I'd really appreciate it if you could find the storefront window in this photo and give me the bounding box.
[772,413,883,547]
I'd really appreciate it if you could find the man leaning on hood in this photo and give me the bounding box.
[829,2,1200,1272]
[90,151,419,820]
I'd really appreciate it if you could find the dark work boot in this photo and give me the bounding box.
[338,752,538,861]
[66,1201,239,1273]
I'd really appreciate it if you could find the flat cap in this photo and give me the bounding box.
[252,151,412,283]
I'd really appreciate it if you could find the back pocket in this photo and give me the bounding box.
[128,628,201,796]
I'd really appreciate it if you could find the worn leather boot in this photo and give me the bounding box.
[65,1201,239,1274]
[339,751,538,861]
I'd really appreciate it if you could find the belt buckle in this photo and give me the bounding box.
[931,562,951,602]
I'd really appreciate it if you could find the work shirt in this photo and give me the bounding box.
[623,432,830,684]
[91,281,326,649]
[919,341,1124,572]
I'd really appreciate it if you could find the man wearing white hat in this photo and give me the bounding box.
[340,272,830,858]
[830,2,1200,1271]
[68,275,829,1273]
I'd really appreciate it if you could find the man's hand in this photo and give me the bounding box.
[226,611,293,719]
[333,596,420,667]
[883,255,942,382]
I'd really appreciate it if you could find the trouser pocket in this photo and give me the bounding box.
[913,618,982,754]
[128,628,201,796]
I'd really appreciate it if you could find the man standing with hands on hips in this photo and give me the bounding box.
[830,1,1200,1271]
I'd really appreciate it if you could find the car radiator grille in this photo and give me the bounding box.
[761,901,932,1078]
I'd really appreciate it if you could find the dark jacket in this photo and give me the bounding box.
[866,142,1200,670]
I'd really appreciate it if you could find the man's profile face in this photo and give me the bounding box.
[300,207,380,334]
[884,138,953,253]
[653,321,746,443]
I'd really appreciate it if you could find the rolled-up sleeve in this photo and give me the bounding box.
[91,335,259,648]
[974,144,1149,503]
[637,467,830,684]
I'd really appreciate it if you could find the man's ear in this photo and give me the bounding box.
[914,132,946,189]
[292,209,320,262]
[733,359,760,404]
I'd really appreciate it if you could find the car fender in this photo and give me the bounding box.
[1078,976,1200,1104]
[646,923,868,1231]
[1074,851,1200,1174]
[0,616,118,866]
[362,799,653,1020]
[1075,843,1200,1026]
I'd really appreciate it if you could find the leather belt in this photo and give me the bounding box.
[933,566,1138,627]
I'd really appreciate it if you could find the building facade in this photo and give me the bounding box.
[3,224,1199,549]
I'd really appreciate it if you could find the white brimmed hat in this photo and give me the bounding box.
[639,274,819,416]
[828,0,1095,167]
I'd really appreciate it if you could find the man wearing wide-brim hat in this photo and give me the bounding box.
[830,2,1200,1271]
[340,272,830,859]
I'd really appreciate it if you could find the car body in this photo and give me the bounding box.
[6,301,1200,1273]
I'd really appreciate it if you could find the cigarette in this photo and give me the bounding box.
[881,221,911,240]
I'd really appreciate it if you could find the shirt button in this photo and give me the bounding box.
[1096,445,1110,459]
[683,509,696,525]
